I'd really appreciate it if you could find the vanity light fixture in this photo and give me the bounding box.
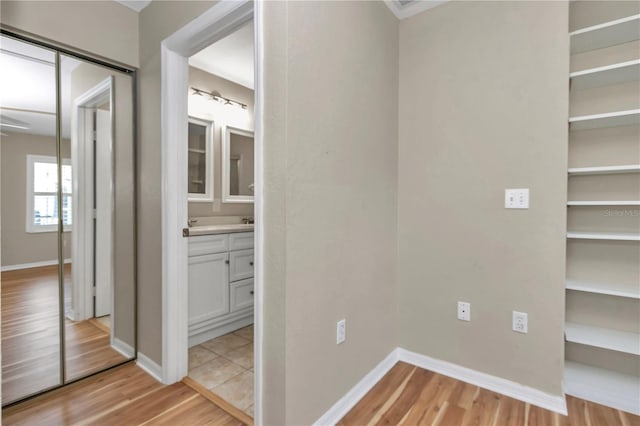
[191,87,248,110]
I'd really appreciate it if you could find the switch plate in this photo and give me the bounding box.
[457,301,471,321]
[505,188,530,209]
[512,311,528,333]
[337,319,346,344]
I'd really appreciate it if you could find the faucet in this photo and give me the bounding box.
[242,217,254,225]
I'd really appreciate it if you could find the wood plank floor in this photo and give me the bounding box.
[2,265,126,405]
[338,362,640,426]
[1,363,246,426]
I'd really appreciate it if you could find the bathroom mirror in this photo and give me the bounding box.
[222,125,254,203]
[188,117,214,202]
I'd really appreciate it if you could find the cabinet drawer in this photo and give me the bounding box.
[231,278,254,312]
[229,232,254,251]
[229,249,254,282]
[189,234,229,256]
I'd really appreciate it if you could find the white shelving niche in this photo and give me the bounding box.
[565,4,640,416]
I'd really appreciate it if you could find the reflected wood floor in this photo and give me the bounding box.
[1,265,126,405]
[338,362,640,426]
[2,363,246,426]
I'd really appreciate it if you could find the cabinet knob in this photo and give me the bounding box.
[225,260,230,265]
[249,261,254,266]
[250,290,254,295]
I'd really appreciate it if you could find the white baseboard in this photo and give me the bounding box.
[137,352,163,383]
[397,348,568,415]
[1,258,71,272]
[313,349,400,426]
[314,347,567,425]
[113,337,135,359]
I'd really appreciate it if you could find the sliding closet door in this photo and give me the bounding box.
[59,54,136,381]
[1,34,136,405]
[0,36,62,404]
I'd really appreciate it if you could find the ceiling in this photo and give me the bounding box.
[189,21,255,90]
[114,0,151,12]
[0,36,81,138]
[384,0,448,19]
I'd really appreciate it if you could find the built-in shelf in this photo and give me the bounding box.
[188,148,206,154]
[567,200,640,206]
[569,109,640,131]
[567,232,640,241]
[570,14,640,55]
[570,60,640,90]
[565,361,640,415]
[566,279,640,299]
[565,322,640,355]
[568,165,640,175]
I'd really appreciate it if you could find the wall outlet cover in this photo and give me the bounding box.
[457,301,471,321]
[337,319,346,344]
[512,311,528,333]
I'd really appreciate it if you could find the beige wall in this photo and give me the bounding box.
[188,66,254,217]
[1,133,71,267]
[263,1,399,423]
[0,0,139,68]
[137,0,216,365]
[397,1,569,396]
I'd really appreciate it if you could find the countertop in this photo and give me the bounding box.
[183,223,254,237]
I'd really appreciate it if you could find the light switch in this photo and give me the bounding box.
[505,189,529,209]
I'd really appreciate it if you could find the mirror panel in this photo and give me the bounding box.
[188,117,214,202]
[60,54,136,381]
[223,126,254,203]
[0,35,62,404]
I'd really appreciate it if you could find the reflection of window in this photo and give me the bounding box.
[26,155,72,233]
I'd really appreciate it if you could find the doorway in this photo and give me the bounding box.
[159,0,263,422]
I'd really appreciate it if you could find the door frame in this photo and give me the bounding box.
[160,0,264,423]
[71,76,114,323]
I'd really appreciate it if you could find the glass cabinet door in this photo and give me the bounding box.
[188,117,214,202]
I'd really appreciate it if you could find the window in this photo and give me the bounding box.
[26,155,72,233]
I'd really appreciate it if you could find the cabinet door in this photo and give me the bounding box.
[229,249,254,282]
[188,252,229,324]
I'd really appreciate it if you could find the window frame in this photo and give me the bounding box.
[26,154,72,233]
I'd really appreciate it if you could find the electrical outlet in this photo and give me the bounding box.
[337,319,346,344]
[513,311,528,333]
[457,301,471,321]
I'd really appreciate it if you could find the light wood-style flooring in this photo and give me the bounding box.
[2,265,126,405]
[338,362,640,426]
[1,363,246,426]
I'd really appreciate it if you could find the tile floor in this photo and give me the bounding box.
[188,325,254,417]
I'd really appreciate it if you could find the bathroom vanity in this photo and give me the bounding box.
[187,225,254,347]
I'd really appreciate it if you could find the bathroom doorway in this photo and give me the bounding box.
[183,17,256,418]
[159,0,263,423]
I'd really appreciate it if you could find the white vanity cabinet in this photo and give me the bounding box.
[188,232,254,346]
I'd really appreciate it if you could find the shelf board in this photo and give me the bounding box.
[188,148,206,154]
[568,164,640,175]
[566,279,640,299]
[569,109,640,131]
[570,14,640,54]
[570,60,640,90]
[565,361,640,415]
[567,232,640,241]
[565,322,640,355]
[567,200,640,206]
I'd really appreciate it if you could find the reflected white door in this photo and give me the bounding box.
[95,109,112,317]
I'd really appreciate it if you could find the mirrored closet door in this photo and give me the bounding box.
[0,34,136,406]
